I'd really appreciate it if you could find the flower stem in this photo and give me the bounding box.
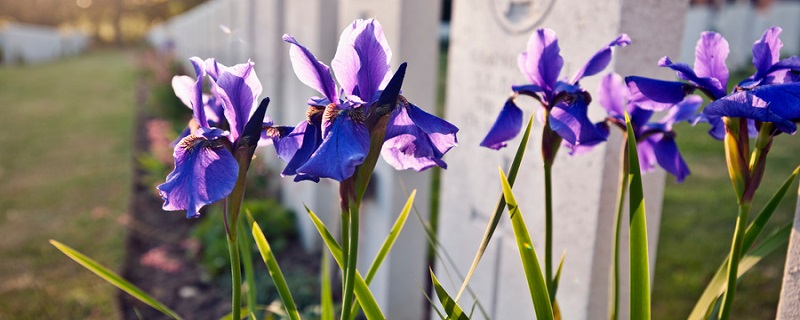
[719,202,751,320]
[610,140,629,320]
[544,160,554,297]
[341,200,360,320]
[226,231,242,320]
[225,148,254,320]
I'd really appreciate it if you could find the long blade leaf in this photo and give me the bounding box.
[455,114,534,301]
[252,222,301,320]
[240,211,257,318]
[688,165,800,319]
[626,113,651,320]
[305,205,386,320]
[321,250,334,320]
[366,189,416,283]
[50,240,183,320]
[688,223,793,320]
[431,269,470,320]
[499,168,554,320]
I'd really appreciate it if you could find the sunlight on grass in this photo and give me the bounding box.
[0,50,135,319]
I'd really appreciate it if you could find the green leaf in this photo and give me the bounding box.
[688,165,799,320]
[688,223,793,320]
[305,205,386,320]
[252,222,301,320]
[551,252,566,303]
[626,113,650,320]
[430,269,470,320]
[321,251,334,320]
[455,114,534,301]
[365,189,416,283]
[499,168,554,320]
[239,211,257,319]
[50,240,183,320]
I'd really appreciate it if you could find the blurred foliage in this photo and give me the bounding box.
[0,0,206,44]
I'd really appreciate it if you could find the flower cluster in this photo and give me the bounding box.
[597,73,701,182]
[480,28,630,153]
[269,19,459,182]
[158,57,270,218]
[627,27,800,139]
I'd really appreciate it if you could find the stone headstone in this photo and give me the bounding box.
[435,1,687,319]
[334,1,443,319]
[777,186,800,319]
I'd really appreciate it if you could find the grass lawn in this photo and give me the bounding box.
[654,90,800,317]
[0,50,135,319]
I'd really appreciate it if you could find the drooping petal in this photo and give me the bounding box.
[751,27,783,82]
[570,34,631,83]
[297,113,370,181]
[214,61,263,142]
[658,94,703,130]
[511,84,545,96]
[650,133,690,182]
[562,122,610,155]
[157,128,238,218]
[172,75,196,110]
[598,73,629,117]
[702,84,800,134]
[283,34,338,102]
[281,121,322,182]
[519,28,563,97]
[691,113,726,140]
[549,95,609,146]
[625,76,695,109]
[480,99,523,150]
[383,103,458,171]
[264,125,300,162]
[332,19,392,103]
[636,139,659,174]
[694,32,730,92]
[660,56,726,99]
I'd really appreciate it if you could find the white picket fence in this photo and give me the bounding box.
[0,22,89,65]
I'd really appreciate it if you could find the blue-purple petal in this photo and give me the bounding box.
[282,121,322,182]
[297,114,370,181]
[332,19,392,103]
[283,34,339,102]
[549,96,609,146]
[658,94,703,130]
[693,32,730,92]
[480,99,523,150]
[660,56,726,99]
[518,28,562,96]
[570,34,630,83]
[598,73,628,117]
[703,84,800,134]
[751,27,783,82]
[625,76,694,109]
[157,128,238,218]
[650,133,690,182]
[382,103,458,171]
[214,61,263,142]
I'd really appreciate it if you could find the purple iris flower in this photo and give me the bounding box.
[598,73,701,182]
[158,57,270,218]
[626,27,800,139]
[276,19,458,181]
[480,28,630,150]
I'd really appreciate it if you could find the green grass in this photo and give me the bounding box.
[654,98,800,317]
[0,50,136,319]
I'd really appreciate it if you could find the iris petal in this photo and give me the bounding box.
[549,95,609,146]
[694,32,730,92]
[332,19,392,103]
[650,134,690,182]
[660,56,726,99]
[519,28,563,96]
[297,114,370,181]
[626,76,694,109]
[282,121,322,182]
[751,27,783,82]
[214,61,263,142]
[283,34,338,102]
[703,83,800,133]
[480,99,523,150]
[598,73,629,117]
[157,128,238,218]
[570,34,631,83]
[382,103,458,171]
